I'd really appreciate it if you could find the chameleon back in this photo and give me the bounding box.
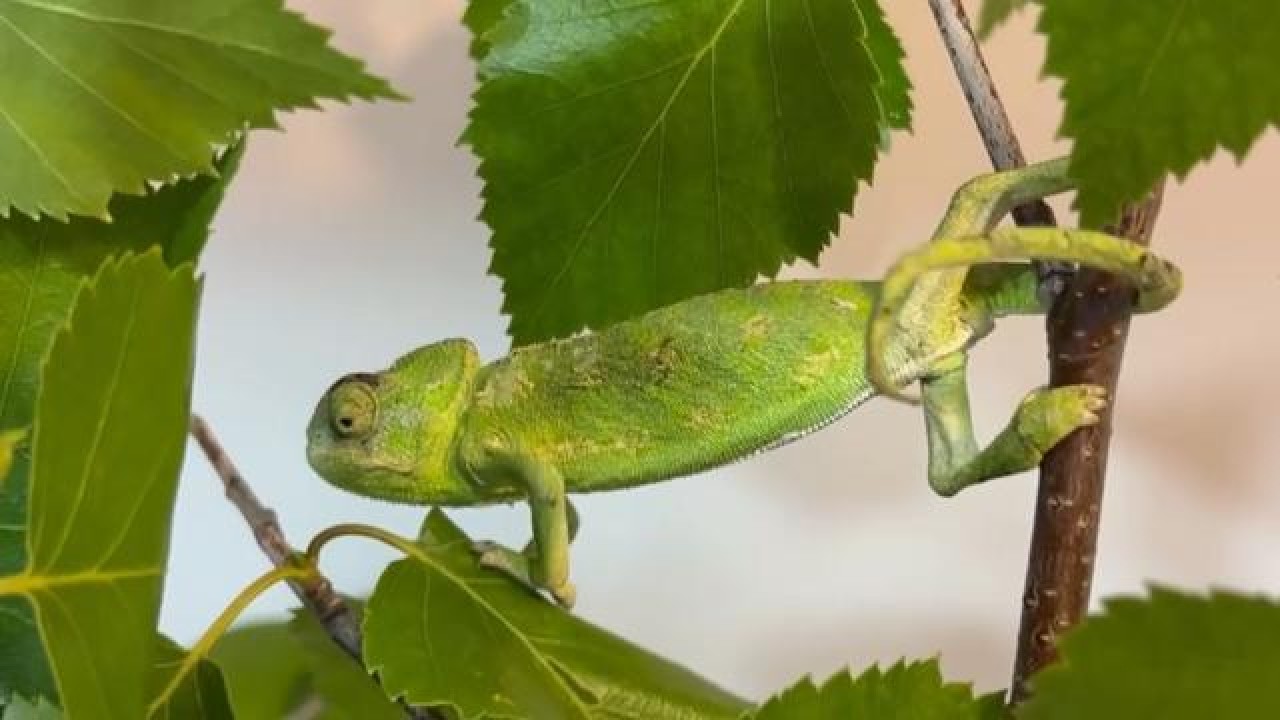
[461,279,879,493]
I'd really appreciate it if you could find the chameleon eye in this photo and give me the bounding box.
[328,380,377,439]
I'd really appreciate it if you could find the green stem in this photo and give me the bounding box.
[306,522,423,564]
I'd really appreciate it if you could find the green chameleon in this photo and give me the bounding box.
[306,158,1180,608]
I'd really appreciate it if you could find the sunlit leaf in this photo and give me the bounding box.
[0,146,240,706]
[0,251,199,719]
[467,0,910,343]
[1019,588,1280,719]
[0,0,396,220]
[364,510,749,719]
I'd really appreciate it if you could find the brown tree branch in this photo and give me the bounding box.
[1010,185,1165,701]
[189,415,439,720]
[925,0,1167,703]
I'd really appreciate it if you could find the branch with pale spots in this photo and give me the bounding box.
[189,415,441,720]
[924,0,1167,703]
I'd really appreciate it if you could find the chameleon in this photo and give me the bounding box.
[306,158,1181,608]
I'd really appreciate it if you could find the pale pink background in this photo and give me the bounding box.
[163,1,1280,698]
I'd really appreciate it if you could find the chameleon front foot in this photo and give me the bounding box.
[473,540,578,609]
[927,383,1107,497]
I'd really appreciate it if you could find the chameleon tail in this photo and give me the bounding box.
[868,227,1182,398]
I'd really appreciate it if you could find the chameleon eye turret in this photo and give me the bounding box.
[328,377,377,438]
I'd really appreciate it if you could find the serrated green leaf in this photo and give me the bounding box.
[150,636,233,720]
[1039,0,1280,226]
[463,0,511,61]
[1,695,60,720]
[977,0,1032,39]
[751,659,1005,720]
[363,509,749,719]
[861,0,911,132]
[0,0,397,220]
[467,0,910,344]
[0,149,240,705]
[0,252,199,719]
[1019,587,1280,719]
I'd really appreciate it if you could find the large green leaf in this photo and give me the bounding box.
[1039,0,1280,225]
[363,510,749,719]
[467,0,910,344]
[750,661,1006,720]
[0,251,199,719]
[1019,588,1280,719]
[149,636,234,720]
[213,610,401,720]
[0,147,240,705]
[0,0,396,220]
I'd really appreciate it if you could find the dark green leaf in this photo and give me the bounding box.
[977,0,1032,39]
[467,0,910,343]
[0,0,397,220]
[213,609,401,720]
[1019,588,1280,719]
[0,251,200,720]
[212,622,310,720]
[862,0,911,131]
[751,659,1005,719]
[150,636,233,720]
[1040,0,1280,225]
[0,149,240,705]
[463,0,512,61]
[364,509,749,719]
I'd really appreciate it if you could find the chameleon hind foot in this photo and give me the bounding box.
[473,540,578,609]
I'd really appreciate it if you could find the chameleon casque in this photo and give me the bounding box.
[306,158,1181,607]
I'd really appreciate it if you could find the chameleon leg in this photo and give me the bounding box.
[869,227,1182,397]
[474,458,577,607]
[920,353,1106,497]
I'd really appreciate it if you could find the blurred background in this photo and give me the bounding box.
[163,0,1280,699]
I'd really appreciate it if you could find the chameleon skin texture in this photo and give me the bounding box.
[308,279,898,505]
[462,279,884,495]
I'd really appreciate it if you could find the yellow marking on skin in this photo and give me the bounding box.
[794,348,838,387]
[831,297,858,312]
[741,313,771,343]
[686,406,719,429]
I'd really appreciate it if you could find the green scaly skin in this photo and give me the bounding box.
[306,158,1182,607]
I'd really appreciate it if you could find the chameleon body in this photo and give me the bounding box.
[306,158,1181,606]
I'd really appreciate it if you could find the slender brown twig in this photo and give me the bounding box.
[189,415,439,720]
[1010,185,1164,701]
[924,0,1167,703]
[926,0,1069,296]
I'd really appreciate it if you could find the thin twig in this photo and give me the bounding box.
[189,415,439,720]
[1011,185,1165,701]
[926,0,1068,298]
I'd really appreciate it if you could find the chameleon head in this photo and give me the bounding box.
[306,338,482,505]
